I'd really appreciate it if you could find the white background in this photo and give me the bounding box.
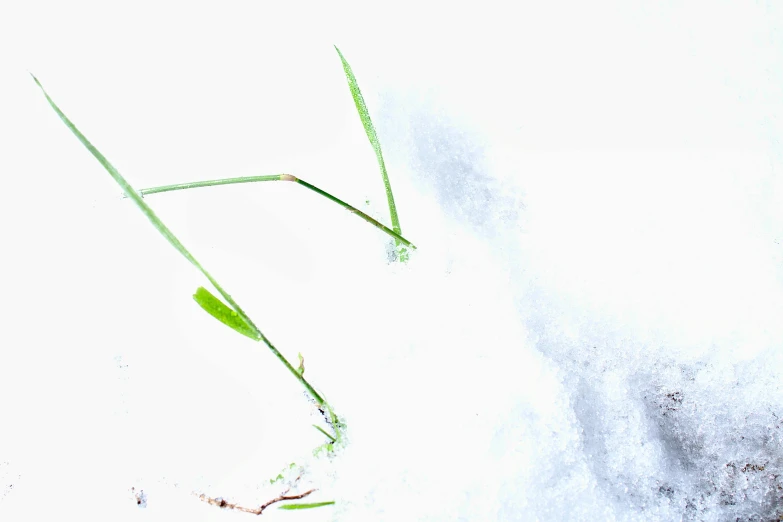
[1,1,782,520]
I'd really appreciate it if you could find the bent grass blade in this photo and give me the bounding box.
[133,174,417,250]
[334,45,409,262]
[31,74,327,406]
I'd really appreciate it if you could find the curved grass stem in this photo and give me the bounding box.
[133,174,417,250]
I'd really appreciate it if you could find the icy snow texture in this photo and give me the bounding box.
[1,1,783,521]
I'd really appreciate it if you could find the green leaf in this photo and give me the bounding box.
[278,501,335,510]
[312,424,336,443]
[193,286,259,340]
[334,46,409,262]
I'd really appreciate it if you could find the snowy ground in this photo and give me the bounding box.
[1,1,783,520]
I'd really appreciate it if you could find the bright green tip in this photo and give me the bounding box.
[193,286,259,341]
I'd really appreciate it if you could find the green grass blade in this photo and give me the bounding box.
[312,424,336,443]
[30,74,260,336]
[138,175,283,195]
[334,46,409,262]
[31,74,326,406]
[193,286,259,340]
[133,174,417,250]
[278,501,335,510]
[293,175,416,250]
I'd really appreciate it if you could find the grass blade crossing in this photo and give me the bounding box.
[31,74,329,410]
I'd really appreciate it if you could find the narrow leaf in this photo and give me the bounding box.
[193,286,259,340]
[312,424,336,443]
[278,501,336,510]
[334,46,408,262]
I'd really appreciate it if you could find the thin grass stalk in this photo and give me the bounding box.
[133,174,417,250]
[31,74,326,407]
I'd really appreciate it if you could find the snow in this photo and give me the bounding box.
[1,1,782,520]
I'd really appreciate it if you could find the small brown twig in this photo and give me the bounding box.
[196,477,316,515]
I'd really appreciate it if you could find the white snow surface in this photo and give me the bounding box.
[1,1,782,521]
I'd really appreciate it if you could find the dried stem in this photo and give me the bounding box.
[196,482,316,515]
